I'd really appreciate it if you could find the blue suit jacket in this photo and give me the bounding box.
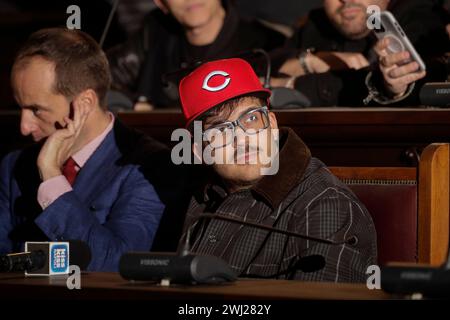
[0,120,165,271]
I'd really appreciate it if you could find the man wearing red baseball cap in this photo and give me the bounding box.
[178,58,377,283]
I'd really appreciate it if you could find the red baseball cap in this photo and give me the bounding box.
[179,58,271,127]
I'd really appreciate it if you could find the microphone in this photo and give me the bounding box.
[243,254,326,279]
[181,213,354,279]
[119,213,239,285]
[119,213,355,285]
[419,82,450,107]
[188,213,358,247]
[119,252,237,285]
[0,240,91,275]
[381,265,450,298]
[381,231,450,298]
[181,213,355,278]
[250,48,311,109]
[118,253,326,284]
[0,250,45,273]
[252,48,271,89]
[99,0,120,48]
[381,201,450,298]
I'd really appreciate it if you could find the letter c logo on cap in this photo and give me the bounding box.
[202,71,231,92]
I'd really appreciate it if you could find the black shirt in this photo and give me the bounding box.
[274,0,449,106]
[107,0,285,108]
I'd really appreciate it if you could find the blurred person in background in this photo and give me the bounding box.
[107,0,286,111]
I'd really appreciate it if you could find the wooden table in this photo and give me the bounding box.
[0,272,391,300]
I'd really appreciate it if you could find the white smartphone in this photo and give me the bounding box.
[373,11,426,71]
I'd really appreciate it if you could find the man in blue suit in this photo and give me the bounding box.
[0,28,166,271]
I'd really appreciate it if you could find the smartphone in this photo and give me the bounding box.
[373,11,426,71]
[68,101,75,121]
[54,102,74,130]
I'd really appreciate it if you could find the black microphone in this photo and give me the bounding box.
[119,252,237,285]
[252,48,271,89]
[118,252,326,284]
[419,82,450,107]
[249,48,311,109]
[381,265,450,298]
[381,230,450,298]
[183,213,355,278]
[184,213,355,277]
[0,240,91,274]
[99,0,120,48]
[119,213,356,285]
[0,250,45,273]
[243,254,326,279]
[190,213,358,247]
[119,213,238,285]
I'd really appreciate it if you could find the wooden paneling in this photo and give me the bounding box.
[329,144,450,266]
[418,143,450,266]
[118,108,450,167]
[3,108,450,167]
[330,167,417,181]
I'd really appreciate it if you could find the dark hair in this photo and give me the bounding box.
[12,28,111,107]
[199,93,267,125]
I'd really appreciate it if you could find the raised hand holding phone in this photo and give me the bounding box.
[372,11,426,97]
[374,37,426,98]
[373,11,426,71]
[37,100,91,181]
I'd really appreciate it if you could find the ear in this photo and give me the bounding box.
[268,111,278,129]
[154,0,169,14]
[192,142,203,163]
[74,89,98,112]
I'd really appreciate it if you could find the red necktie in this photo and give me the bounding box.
[62,157,78,186]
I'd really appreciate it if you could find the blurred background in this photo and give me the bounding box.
[0,0,323,110]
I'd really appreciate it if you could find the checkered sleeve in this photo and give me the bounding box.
[292,187,377,283]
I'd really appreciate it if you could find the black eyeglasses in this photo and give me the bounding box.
[203,106,270,148]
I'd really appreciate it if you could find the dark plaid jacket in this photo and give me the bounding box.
[181,127,377,283]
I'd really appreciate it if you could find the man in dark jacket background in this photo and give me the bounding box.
[272,0,449,106]
[107,0,285,111]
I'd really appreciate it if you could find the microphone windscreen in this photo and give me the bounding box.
[295,255,326,273]
[419,82,450,107]
[68,240,91,270]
